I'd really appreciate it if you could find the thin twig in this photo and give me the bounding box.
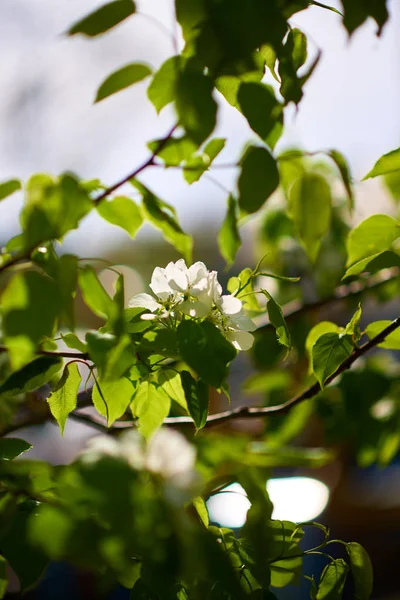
[93,124,178,206]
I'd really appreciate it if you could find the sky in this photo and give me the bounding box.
[0,0,398,255]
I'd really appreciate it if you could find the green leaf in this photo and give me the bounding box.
[0,179,21,201]
[346,542,373,600]
[0,356,62,401]
[180,371,209,430]
[21,174,92,248]
[227,267,260,313]
[178,321,236,388]
[278,28,309,105]
[312,332,353,388]
[310,1,343,16]
[61,333,87,354]
[68,0,136,37]
[192,496,209,527]
[215,52,265,108]
[132,180,192,263]
[148,136,198,166]
[47,363,82,435]
[344,303,362,340]
[78,265,114,319]
[365,320,400,350]
[156,369,188,412]
[316,558,349,600]
[343,250,400,279]
[263,291,291,349]
[0,555,7,599]
[328,150,354,212]
[147,56,183,113]
[345,214,399,268]
[176,71,217,145]
[2,272,61,370]
[364,147,400,179]
[238,146,279,215]
[92,376,136,426]
[97,196,143,238]
[130,379,171,439]
[0,438,32,460]
[305,321,342,372]
[218,195,241,265]
[237,82,283,148]
[289,173,332,262]
[86,332,137,380]
[95,63,151,102]
[341,0,389,36]
[183,138,226,184]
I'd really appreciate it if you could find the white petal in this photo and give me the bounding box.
[229,314,257,332]
[188,261,208,285]
[165,262,188,292]
[174,258,188,271]
[179,299,211,318]
[226,330,254,351]
[146,429,196,479]
[140,313,158,320]
[208,271,222,301]
[218,295,243,316]
[128,293,161,312]
[150,267,171,301]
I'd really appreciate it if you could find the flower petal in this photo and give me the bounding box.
[226,330,254,351]
[165,261,188,292]
[188,261,208,285]
[229,314,257,332]
[218,295,243,316]
[128,293,161,312]
[150,267,172,301]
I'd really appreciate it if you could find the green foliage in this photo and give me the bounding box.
[47,363,82,434]
[95,63,152,102]
[0,2,398,597]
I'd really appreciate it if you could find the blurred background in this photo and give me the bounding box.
[0,0,399,598]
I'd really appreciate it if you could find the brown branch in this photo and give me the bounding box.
[254,267,399,332]
[93,123,178,206]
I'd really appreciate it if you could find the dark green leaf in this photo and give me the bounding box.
[93,376,136,426]
[95,63,151,102]
[263,291,291,349]
[316,558,349,599]
[47,363,82,435]
[2,272,61,370]
[341,0,389,36]
[132,180,192,262]
[289,173,332,262]
[79,265,114,319]
[329,150,354,212]
[68,0,136,37]
[216,52,265,108]
[238,82,283,148]
[147,56,183,113]
[278,28,309,105]
[0,555,7,598]
[345,214,399,270]
[0,356,62,401]
[130,379,171,439]
[346,542,373,600]
[218,195,241,265]
[176,71,217,145]
[238,146,279,215]
[0,179,21,202]
[365,320,400,350]
[180,371,209,430]
[178,321,236,388]
[97,196,143,238]
[306,321,342,371]
[310,1,343,16]
[312,332,353,388]
[0,438,32,461]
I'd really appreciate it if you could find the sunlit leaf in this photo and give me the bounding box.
[47,363,82,435]
[93,376,136,426]
[346,542,373,600]
[0,356,62,401]
[306,321,342,372]
[97,196,143,238]
[289,173,332,262]
[0,179,21,202]
[345,214,399,269]
[78,266,114,319]
[312,332,353,388]
[95,63,151,102]
[316,558,349,599]
[130,379,171,439]
[365,320,400,350]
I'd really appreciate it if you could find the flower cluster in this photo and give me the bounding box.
[128,260,256,351]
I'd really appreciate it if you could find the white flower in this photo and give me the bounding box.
[80,429,199,502]
[212,293,257,351]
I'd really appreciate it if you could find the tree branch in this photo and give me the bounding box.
[93,123,178,206]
